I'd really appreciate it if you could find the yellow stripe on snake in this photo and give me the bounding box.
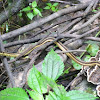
[0,37,100,66]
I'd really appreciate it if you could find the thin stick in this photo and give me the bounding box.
[65,68,88,90]
[0,33,15,87]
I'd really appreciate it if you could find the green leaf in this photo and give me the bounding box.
[10,57,14,60]
[29,3,32,6]
[44,6,51,9]
[71,57,82,70]
[53,85,67,99]
[36,7,43,12]
[18,12,22,17]
[66,90,97,100]
[27,12,34,20]
[46,91,70,100]
[84,55,91,62]
[0,88,29,100]
[63,67,71,75]
[22,6,31,12]
[27,89,44,100]
[54,8,58,12]
[46,91,57,100]
[53,3,58,7]
[3,41,7,44]
[32,1,37,8]
[85,40,100,56]
[28,64,57,95]
[33,8,42,17]
[92,9,97,12]
[42,49,65,80]
[46,3,52,7]
[51,6,56,12]
[87,44,99,56]
[28,65,47,94]
[46,85,70,100]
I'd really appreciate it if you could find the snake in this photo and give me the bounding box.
[0,37,100,66]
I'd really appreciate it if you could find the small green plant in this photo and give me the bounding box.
[71,57,82,70]
[72,40,99,70]
[18,1,42,20]
[44,3,59,12]
[0,49,97,100]
[63,67,71,75]
[85,41,99,56]
[92,9,97,12]
[92,6,100,12]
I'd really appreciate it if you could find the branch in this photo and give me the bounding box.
[0,0,37,25]
[0,33,15,87]
[4,27,100,48]
[64,27,99,45]
[0,0,25,25]
[1,3,89,40]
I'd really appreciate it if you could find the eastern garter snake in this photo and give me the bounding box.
[0,37,100,66]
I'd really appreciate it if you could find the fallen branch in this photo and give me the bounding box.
[4,27,99,48]
[0,33,15,87]
[1,3,89,40]
[0,0,38,25]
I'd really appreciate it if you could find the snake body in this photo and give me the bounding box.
[0,37,100,66]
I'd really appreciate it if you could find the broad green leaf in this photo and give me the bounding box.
[36,7,43,12]
[27,89,44,100]
[84,40,100,57]
[54,8,58,12]
[33,8,42,17]
[51,6,56,12]
[53,85,66,98]
[44,6,51,9]
[71,57,82,70]
[46,91,57,100]
[84,55,91,62]
[46,91,68,100]
[28,65,47,94]
[53,3,58,7]
[87,44,99,56]
[32,1,37,8]
[42,49,65,80]
[46,3,52,7]
[0,88,29,100]
[66,90,97,100]
[22,6,31,12]
[27,12,34,20]
[28,64,57,95]
[46,85,70,100]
